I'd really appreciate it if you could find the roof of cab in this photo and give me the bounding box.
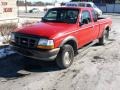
[50,6,94,11]
[70,1,94,4]
[65,1,94,5]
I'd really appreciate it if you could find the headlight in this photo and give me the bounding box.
[37,39,54,49]
[10,33,15,42]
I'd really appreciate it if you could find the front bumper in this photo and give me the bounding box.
[11,45,60,61]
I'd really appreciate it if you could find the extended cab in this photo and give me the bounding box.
[10,7,112,69]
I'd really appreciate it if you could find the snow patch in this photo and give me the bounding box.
[0,36,4,44]
[0,46,15,58]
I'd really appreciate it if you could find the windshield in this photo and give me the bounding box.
[42,8,79,24]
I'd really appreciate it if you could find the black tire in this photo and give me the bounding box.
[98,30,109,45]
[56,44,74,69]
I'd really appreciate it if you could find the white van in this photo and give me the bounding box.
[65,2,102,16]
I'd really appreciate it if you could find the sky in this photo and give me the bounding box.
[26,0,71,3]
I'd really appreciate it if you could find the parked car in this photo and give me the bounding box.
[44,6,55,12]
[65,2,102,16]
[10,7,112,69]
[29,8,40,13]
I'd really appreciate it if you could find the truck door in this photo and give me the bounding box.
[91,10,100,40]
[77,10,94,48]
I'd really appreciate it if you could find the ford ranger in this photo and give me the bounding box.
[10,7,112,69]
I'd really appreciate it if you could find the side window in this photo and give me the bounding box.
[91,10,98,22]
[81,10,91,25]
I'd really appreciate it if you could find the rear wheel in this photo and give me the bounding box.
[98,30,109,45]
[56,44,74,69]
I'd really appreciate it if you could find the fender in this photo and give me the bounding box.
[59,36,78,48]
[99,24,110,38]
[100,24,109,36]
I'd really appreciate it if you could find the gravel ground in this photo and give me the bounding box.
[0,14,120,90]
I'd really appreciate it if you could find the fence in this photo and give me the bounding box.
[96,3,120,13]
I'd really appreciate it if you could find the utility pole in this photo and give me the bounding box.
[54,0,57,6]
[25,0,27,13]
[17,0,19,18]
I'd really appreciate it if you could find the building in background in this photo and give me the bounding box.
[93,0,115,4]
[73,0,116,3]
[0,0,18,24]
[116,0,120,3]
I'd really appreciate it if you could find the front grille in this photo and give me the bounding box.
[15,34,39,48]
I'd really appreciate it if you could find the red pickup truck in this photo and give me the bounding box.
[10,7,112,69]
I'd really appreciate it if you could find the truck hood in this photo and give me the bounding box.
[17,22,77,39]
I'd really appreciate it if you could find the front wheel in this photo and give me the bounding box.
[56,44,74,69]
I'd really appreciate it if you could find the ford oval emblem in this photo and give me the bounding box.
[22,40,27,43]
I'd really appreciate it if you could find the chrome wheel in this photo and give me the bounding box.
[56,44,74,69]
[104,30,109,40]
[64,52,71,65]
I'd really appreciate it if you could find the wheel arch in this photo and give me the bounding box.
[105,25,111,31]
[59,36,78,55]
